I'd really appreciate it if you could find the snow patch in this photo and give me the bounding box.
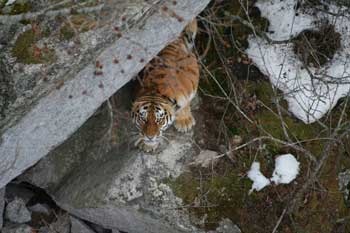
[256,0,315,41]
[246,0,350,123]
[247,154,300,193]
[271,154,300,184]
[247,162,271,194]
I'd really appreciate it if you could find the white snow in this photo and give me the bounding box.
[5,0,17,6]
[255,0,315,41]
[246,0,350,123]
[247,162,271,194]
[271,154,300,184]
[247,154,300,193]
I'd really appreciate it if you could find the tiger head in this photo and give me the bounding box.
[131,96,175,150]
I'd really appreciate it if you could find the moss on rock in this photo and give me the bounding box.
[59,24,75,41]
[12,28,56,64]
[9,2,31,15]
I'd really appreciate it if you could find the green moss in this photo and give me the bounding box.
[10,2,31,15]
[59,24,75,41]
[188,0,350,231]
[0,0,7,9]
[12,29,56,64]
[59,15,96,41]
[19,19,31,24]
[170,167,252,230]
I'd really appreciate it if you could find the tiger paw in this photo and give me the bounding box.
[174,115,195,132]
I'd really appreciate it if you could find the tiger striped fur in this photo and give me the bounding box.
[132,19,199,152]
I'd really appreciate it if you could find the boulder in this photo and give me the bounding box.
[0,0,210,189]
[212,219,241,233]
[20,85,205,232]
[5,198,31,224]
[2,224,33,233]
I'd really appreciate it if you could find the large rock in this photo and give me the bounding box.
[5,198,31,224]
[0,188,4,229]
[0,0,210,189]
[20,83,206,232]
[2,224,33,233]
[70,216,96,233]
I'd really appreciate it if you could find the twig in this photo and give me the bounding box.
[272,208,287,233]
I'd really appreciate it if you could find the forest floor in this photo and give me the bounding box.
[169,0,350,232]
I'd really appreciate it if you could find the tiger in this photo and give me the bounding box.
[131,19,199,152]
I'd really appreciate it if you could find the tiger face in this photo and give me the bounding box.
[132,100,175,152]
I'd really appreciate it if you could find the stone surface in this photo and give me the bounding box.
[5,198,31,223]
[70,216,96,233]
[2,224,33,233]
[216,219,241,233]
[190,150,219,168]
[0,0,211,189]
[0,188,4,229]
[20,84,205,232]
[28,203,51,215]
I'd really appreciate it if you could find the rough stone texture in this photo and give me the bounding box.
[2,224,33,233]
[0,188,4,229]
[25,135,199,233]
[20,84,206,232]
[5,198,31,223]
[70,216,96,233]
[209,219,241,233]
[28,203,51,215]
[0,0,211,189]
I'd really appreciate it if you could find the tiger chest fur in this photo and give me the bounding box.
[132,20,199,152]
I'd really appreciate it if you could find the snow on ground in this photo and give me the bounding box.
[247,162,271,194]
[255,0,315,41]
[271,154,300,184]
[246,0,350,123]
[247,154,300,193]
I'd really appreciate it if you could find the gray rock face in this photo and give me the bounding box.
[25,135,199,233]
[5,198,31,224]
[2,224,33,233]
[70,216,96,233]
[28,203,51,215]
[0,188,4,229]
[212,219,241,233]
[20,85,205,232]
[0,0,210,190]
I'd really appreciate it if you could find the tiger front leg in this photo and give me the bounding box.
[174,104,195,132]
